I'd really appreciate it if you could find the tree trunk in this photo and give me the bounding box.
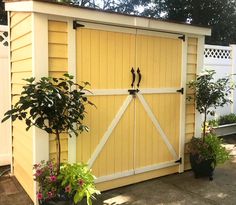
[56,130,61,175]
[203,109,207,142]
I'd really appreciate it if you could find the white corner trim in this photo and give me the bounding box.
[179,37,187,173]
[88,95,133,168]
[32,13,49,205]
[5,1,211,36]
[67,19,77,163]
[136,94,178,160]
[32,13,49,163]
[7,11,13,174]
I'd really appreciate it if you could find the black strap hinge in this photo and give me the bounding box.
[178,35,185,41]
[176,88,184,95]
[175,157,182,164]
[73,21,85,29]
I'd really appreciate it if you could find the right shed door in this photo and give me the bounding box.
[134,33,182,173]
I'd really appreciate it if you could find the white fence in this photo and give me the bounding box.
[0,25,11,166]
[204,44,236,119]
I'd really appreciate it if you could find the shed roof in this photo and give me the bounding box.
[5,0,211,36]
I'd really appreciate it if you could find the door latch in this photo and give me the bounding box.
[128,89,139,95]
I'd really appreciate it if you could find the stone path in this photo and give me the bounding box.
[0,175,33,205]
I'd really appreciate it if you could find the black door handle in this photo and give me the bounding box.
[131,67,136,87]
[137,68,142,88]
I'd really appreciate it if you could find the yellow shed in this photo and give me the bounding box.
[5,0,211,203]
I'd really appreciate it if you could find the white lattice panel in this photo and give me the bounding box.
[0,31,8,47]
[204,45,231,59]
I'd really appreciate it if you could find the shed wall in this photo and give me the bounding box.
[48,20,68,162]
[184,37,198,169]
[10,12,34,200]
[9,11,201,199]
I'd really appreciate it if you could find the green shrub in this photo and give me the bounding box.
[208,119,219,127]
[188,134,229,165]
[208,113,236,127]
[218,113,236,125]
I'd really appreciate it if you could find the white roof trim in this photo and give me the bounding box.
[5,1,211,36]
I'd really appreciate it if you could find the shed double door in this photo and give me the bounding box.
[76,26,183,188]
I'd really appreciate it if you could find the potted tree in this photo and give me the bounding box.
[187,70,234,180]
[2,74,99,204]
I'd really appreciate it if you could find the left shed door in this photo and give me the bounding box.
[76,28,136,180]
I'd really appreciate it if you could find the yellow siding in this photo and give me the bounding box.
[76,29,136,177]
[48,20,68,161]
[135,35,181,170]
[76,29,182,187]
[10,12,34,200]
[184,37,198,169]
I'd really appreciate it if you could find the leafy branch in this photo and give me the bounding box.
[2,73,94,174]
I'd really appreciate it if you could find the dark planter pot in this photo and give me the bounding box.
[39,198,73,205]
[190,153,216,181]
[39,197,86,205]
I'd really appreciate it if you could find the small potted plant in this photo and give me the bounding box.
[187,70,234,180]
[33,160,99,205]
[2,74,99,204]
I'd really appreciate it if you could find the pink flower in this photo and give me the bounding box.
[35,169,42,177]
[48,162,53,170]
[78,179,84,186]
[47,191,53,199]
[37,192,43,200]
[50,175,57,182]
[65,185,71,193]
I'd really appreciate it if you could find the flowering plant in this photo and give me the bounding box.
[187,133,229,165]
[58,163,100,205]
[33,160,100,205]
[33,160,59,202]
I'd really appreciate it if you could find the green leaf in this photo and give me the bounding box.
[45,128,53,133]
[74,190,84,204]
[87,197,92,205]
[1,115,10,123]
[26,119,31,127]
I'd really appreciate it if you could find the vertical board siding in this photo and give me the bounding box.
[10,12,34,200]
[76,29,136,177]
[136,35,182,88]
[48,20,68,162]
[135,35,181,171]
[184,37,198,169]
[76,28,182,189]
